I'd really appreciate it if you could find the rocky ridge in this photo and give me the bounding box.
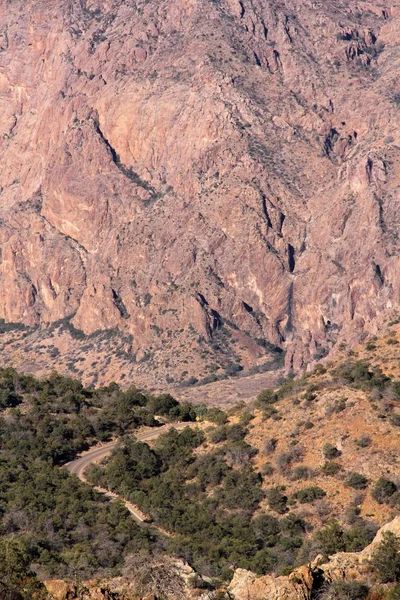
[42,517,400,599]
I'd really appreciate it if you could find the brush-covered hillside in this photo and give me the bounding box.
[0,326,399,599]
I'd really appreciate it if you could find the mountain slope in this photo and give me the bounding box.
[1,0,400,387]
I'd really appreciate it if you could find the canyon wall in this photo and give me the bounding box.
[0,0,400,386]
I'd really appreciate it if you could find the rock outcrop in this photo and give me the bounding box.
[1,0,400,387]
[228,516,400,600]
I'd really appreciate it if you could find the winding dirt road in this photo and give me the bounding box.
[64,423,190,524]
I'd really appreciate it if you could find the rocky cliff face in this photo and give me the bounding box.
[1,0,400,387]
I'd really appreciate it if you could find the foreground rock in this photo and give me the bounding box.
[228,516,400,600]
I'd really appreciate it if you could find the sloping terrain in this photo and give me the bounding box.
[0,0,400,387]
[0,329,398,599]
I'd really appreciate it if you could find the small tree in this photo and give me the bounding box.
[371,531,400,583]
[372,478,397,504]
[316,520,345,556]
[0,538,48,599]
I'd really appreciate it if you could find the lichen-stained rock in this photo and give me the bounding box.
[1,0,400,387]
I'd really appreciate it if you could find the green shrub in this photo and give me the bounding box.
[372,478,397,504]
[262,462,274,476]
[252,514,280,546]
[355,435,372,448]
[0,538,49,599]
[316,520,345,555]
[320,580,369,600]
[293,486,326,504]
[344,523,377,551]
[323,443,342,459]
[386,584,400,600]
[321,461,342,476]
[371,532,400,582]
[266,487,288,514]
[206,407,228,425]
[390,414,400,427]
[256,389,278,406]
[333,361,390,391]
[345,472,368,490]
[209,425,227,444]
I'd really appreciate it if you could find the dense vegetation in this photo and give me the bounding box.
[0,368,195,581]
[0,353,399,596]
[87,425,310,578]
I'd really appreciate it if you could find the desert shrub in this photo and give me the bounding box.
[323,443,342,459]
[320,580,369,600]
[276,444,305,472]
[389,492,400,510]
[223,439,258,467]
[293,486,326,504]
[371,532,400,582]
[0,538,49,599]
[267,487,288,514]
[256,389,278,406]
[345,472,368,490]
[390,414,400,427]
[392,381,400,400]
[372,478,397,504]
[344,522,377,551]
[304,421,314,429]
[276,452,293,472]
[263,438,278,454]
[290,466,313,481]
[326,398,346,416]
[321,461,342,476]
[239,411,254,426]
[333,361,390,390]
[386,584,400,600]
[263,405,279,419]
[355,435,372,448]
[209,425,228,444]
[262,462,274,476]
[316,520,345,555]
[206,407,228,425]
